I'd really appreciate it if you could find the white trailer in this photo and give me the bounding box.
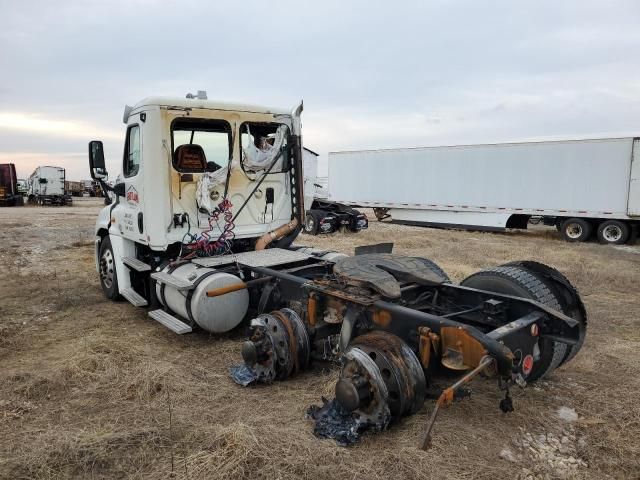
[328,137,640,244]
[28,166,72,206]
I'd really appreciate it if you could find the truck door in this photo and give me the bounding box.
[628,138,640,217]
[113,123,146,242]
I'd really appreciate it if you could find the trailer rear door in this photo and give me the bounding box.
[628,139,640,216]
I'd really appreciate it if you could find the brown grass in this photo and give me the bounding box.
[0,200,639,479]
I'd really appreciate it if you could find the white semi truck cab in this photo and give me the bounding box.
[88,93,586,449]
[89,94,305,323]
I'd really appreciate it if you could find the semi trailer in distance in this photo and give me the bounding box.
[327,136,640,244]
[28,166,72,206]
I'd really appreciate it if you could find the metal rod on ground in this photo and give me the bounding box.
[420,355,495,450]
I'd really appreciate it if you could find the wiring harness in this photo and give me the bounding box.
[181,198,235,258]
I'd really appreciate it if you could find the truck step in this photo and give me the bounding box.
[122,256,152,272]
[121,287,148,307]
[150,272,195,290]
[148,309,192,334]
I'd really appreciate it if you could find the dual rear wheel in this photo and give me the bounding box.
[559,217,631,245]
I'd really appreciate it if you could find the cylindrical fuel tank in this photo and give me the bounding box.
[155,263,249,333]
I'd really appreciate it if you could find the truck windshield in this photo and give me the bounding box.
[172,118,231,172]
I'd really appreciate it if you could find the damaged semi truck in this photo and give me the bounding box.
[89,93,586,447]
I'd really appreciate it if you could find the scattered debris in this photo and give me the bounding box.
[511,428,588,479]
[306,398,363,446]
[228,364,258,387]
[556,406,578,422]
[499,448,518,463]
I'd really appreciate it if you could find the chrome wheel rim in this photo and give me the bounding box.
[566,223,583,239]
[305,215,315,232]
[602,225,622,243]
[99,248,115,289]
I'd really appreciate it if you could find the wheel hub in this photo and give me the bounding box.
[99,249,114,289]
[305,215,315,231]
[602,225,622,242]
[310,331,426,445]
[566,223,583,239]
[234,308,310,384]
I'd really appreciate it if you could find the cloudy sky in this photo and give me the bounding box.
[1,0,639,180]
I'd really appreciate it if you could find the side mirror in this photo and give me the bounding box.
[88,140,108,180]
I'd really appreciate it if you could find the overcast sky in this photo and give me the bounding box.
[1,0,639,180]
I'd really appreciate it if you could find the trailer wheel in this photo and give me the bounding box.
[98,237,120,300]
[560,218,592,242]
[596,220,629,245]
[303,212,319,235]
[461,266,566,382]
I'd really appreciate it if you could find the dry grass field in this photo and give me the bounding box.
[0,198,638,479]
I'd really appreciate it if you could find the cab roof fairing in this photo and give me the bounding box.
[129,97,293,117]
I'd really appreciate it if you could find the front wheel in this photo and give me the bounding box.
[98,236,120,300]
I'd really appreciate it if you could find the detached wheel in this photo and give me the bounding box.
[461,265,567,382]
[597,220,629,245]
[561,218,592,242]
[303,212,319,235]
[98,236,120,300]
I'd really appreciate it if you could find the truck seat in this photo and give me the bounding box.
[174,144,208,171]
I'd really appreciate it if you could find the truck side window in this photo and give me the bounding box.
[124,125,141,178]
[240,122,289,174]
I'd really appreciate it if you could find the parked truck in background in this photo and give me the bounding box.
[328,136,640,245]
[83,179,103,197]
[16,179,28,196]
[65,180,85,197]
[302,148,368,235]
[0,163,24,206]
[28,166,72,206]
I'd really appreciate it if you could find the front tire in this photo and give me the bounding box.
[461,265,567,382]
[98,236,120,300]
[596,220,629,245]
[561,218,592,242]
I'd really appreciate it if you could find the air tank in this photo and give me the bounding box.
[155,263,249,333]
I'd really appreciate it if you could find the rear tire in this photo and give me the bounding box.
[415,257,451,283]
[461,265,567,382]
[596,220,629,245]
[561,218,592,242]
[98,236,120,300]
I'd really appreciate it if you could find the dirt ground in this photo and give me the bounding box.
[0,198,638,480]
